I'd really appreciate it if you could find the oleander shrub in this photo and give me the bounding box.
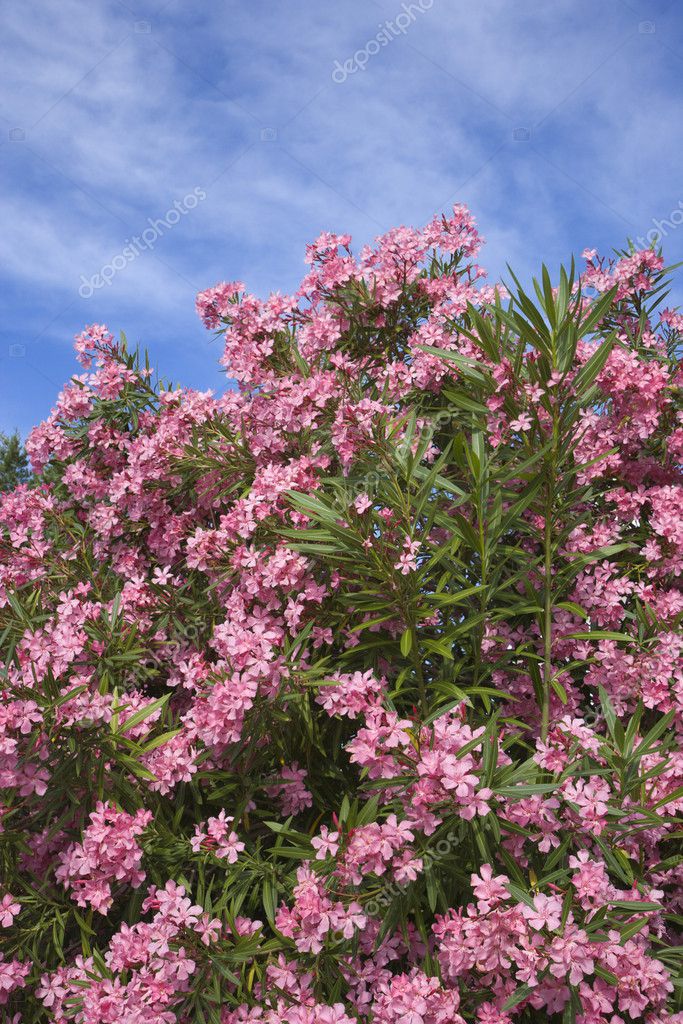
[1,206,682,1023]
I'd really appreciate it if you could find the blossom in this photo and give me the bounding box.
[55,802,152,914]
[509,412,532,432]
[0,894,20,928]
[266,763,313,816]
[522,893,563,932]
[394,536,421,575]
[191,811,245,862]
[353,493,373,514]
[471,865,510,912]
[311,825,340,860]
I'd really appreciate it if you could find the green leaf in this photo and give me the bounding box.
[262,878,278,925]
[495,783,559,798]
[619,917,651,942]
[503,983,534,1011]
[594,964,619,986]
[606,899,661,912]
[578,286,618,339]
[598,686,618,740]
[114,693,170,735]
[564,630,635,642]
[551,678,568,704]
[419,345,491,383]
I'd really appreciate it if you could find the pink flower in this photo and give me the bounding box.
[471,864,510,912]
[5,203,683,1024]
[509,412,532,432]
[191,810,245,863]
[266,763,313,816]
[0,954,30,1006]
[0,895,20,928]
[311,825,340,860]
[522,893,563,931]
[353,493,372,514]
[394,536,421,575]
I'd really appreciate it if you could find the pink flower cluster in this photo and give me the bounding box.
[275,865,366,954]
[433,862,674,1020]
[37,880,222,1019]
[55,802,152,913]
[190,810,245,862]
[344,705,495,831]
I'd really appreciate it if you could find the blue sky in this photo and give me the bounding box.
[1,0,682,436]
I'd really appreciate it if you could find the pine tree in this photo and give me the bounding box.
[0,430,30,492]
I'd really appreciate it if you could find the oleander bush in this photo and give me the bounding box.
[1,206,682,1023]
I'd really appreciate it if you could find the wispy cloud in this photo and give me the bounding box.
[1,0,682,434]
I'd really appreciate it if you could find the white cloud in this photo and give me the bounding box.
[1,0,682,435]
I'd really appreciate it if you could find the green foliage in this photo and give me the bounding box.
[0,429,30,492]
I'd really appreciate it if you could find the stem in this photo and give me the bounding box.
[540,414,558,743]
[471,507,487,691]
[541,493,553,743]
[410,627,428,718]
